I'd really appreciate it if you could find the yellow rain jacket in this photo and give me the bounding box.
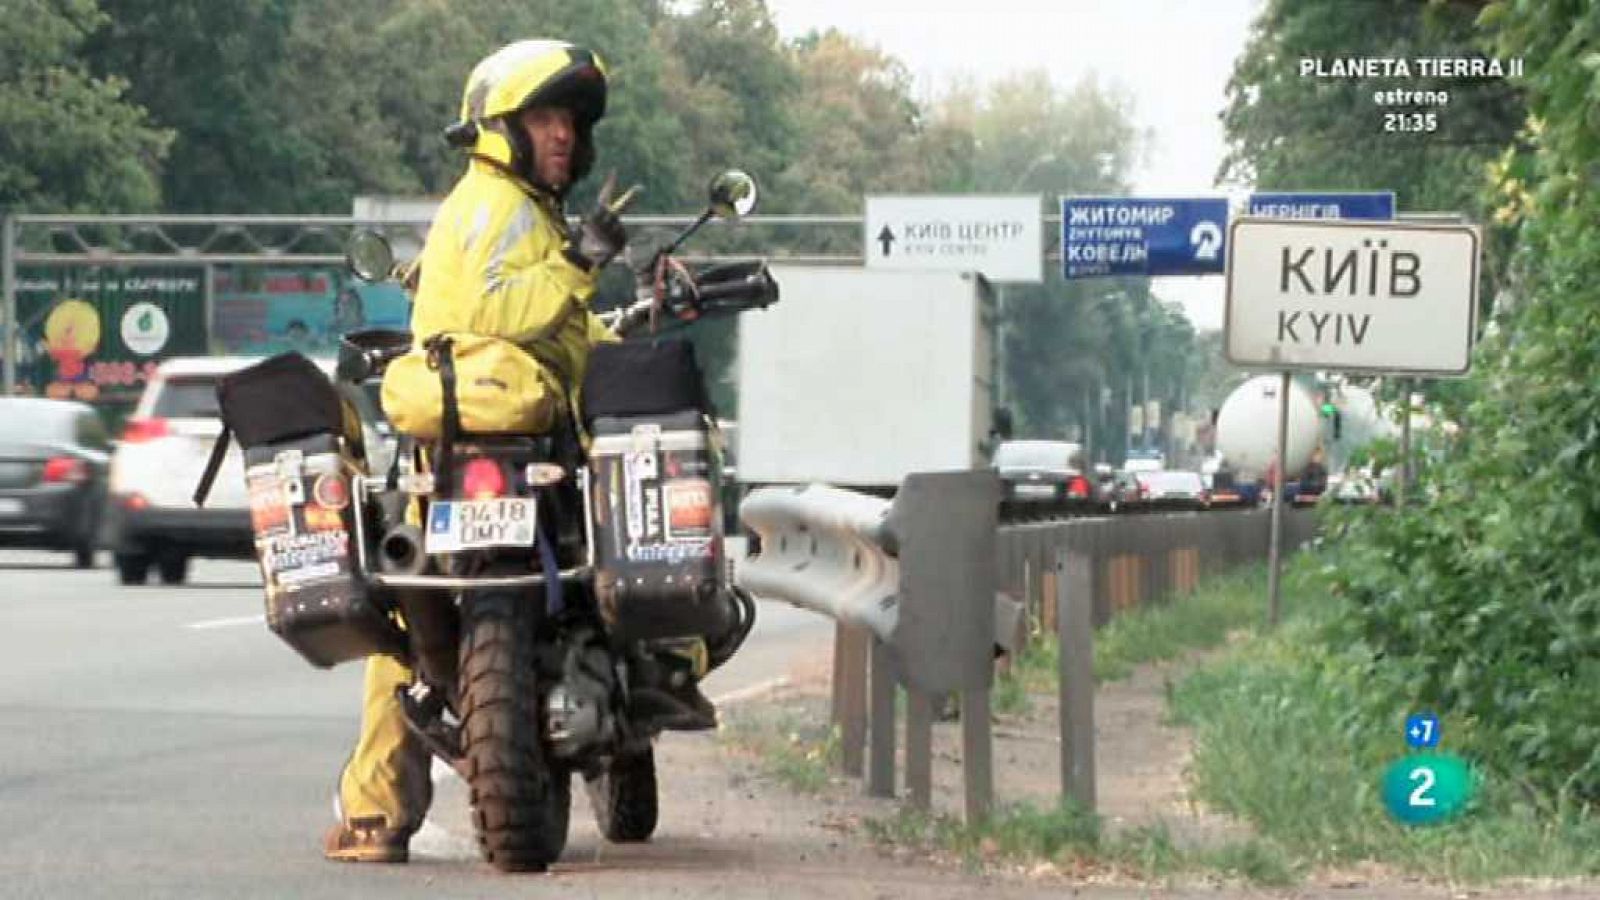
[408,158,617,414]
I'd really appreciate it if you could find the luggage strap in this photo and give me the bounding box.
[425,335,462,497]
[192,424,233,508]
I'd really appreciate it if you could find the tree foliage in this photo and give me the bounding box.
[1305,1,1600,806]
[1219,0,1522,212]
[0,0,169,212]
[5,0,1205,451]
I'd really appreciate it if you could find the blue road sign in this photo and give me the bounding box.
[1405,712,1441,749]
[1061,197,1228,279]
[1247,191,1395,221]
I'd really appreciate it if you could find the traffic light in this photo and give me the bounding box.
[1318,399,1343,440]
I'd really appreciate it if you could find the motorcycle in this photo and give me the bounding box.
[267,170,775,872]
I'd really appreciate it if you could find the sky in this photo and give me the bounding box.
[764,0,1267,330]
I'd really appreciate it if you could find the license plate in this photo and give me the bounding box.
[425,498,537,554]
[0,498,23,516]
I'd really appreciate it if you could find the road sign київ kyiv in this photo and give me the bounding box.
[865,195,1042,283]
[1061,197,1228,279]
[1224,217,1480,375]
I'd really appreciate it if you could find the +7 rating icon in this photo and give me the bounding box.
[1405,712,1441,749]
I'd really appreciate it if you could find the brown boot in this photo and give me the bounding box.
[322,816,409,864]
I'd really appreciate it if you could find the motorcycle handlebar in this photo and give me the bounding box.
[601,260,776,335]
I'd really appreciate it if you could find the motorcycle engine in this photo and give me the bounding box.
[544,642,618,759]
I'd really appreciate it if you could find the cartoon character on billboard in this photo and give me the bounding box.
[43,300,101,382]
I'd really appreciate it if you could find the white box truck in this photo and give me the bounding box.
[736,266,995,491]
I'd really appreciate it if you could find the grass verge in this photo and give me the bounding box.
[717,700,840,794]
[1169,557,1600,884]
[993,560,1316,712]
[863,804,1298,887]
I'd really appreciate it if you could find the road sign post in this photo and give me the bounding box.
[1266,371,1290,627]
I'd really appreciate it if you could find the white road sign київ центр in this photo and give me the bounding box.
[1225,217,1479,375]
[865,195,1041,283]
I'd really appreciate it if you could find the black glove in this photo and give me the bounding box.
[564,172,639,273]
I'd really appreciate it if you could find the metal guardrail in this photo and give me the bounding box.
[738,491,1320,821]
[736,472,1003,822]
[737,484,900,639]
[995,507,1318,631]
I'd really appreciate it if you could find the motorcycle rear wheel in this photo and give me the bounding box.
[586,745,658,843]
[458,589,570,871]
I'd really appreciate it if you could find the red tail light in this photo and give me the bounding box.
[461,458,506,499]
[121,418,170,443]
[1067,475,1090,499]
[43,457,88,484]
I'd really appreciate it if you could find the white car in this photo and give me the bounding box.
[106,357,391,585]
[1134,470,1210,510]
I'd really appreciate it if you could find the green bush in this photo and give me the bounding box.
[1322,4,1600,808]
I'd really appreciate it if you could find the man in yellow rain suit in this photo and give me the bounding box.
[324,38,631,863]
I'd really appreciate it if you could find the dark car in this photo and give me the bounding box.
[0,398,112,567]
[1290,460,1329,506]
[993,440,1092,506]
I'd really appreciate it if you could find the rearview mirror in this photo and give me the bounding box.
[346,231,395,283]
[707,170,757,220]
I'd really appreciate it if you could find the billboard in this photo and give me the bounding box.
[211,267,410,357]
[14,267,207,404]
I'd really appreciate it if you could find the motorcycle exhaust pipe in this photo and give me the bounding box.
[378,523,427,576]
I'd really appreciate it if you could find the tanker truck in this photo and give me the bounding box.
[1214,375,1321,488]
[1213,376,1401,505]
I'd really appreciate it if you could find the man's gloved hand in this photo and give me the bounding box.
[564,172,640,274]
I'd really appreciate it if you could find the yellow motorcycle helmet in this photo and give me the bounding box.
[445,39,609,191]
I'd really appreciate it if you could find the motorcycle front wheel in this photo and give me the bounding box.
[458,588,570,871]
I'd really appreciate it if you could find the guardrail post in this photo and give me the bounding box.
[962,686,993,823]
[905,689,933,809]
[1088,519,1110,628]
[832,623,869,777]
[1041,543,1059,634]
[867,637,897,798]
[1057,548,1097,811]
[1148,517,1171,605]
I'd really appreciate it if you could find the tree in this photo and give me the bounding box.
[924,70,1182,461]
[0,0,169,212]
[780,28,971,221]
[1218,0,1525,343]
[1325,1,1600,806]
[83,0,317,212]
[1219,0,1522,210]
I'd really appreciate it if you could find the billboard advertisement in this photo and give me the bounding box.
[13,268,207,405]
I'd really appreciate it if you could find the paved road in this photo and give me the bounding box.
[0,548,835,899]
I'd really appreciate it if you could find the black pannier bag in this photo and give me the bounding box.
[582,339,711,421]
[200,352,404,669]
[582,340,732,648]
